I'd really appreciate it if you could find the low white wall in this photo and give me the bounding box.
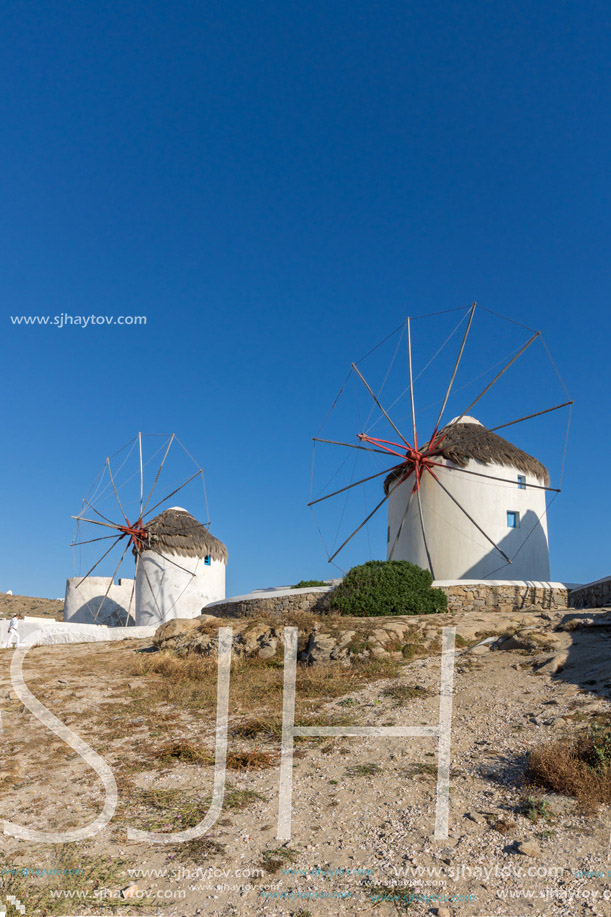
[64,576,135,626]
[0,616,156,647]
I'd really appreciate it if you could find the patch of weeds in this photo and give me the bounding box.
[155,740,212,764]
[338,697,358,707]
[230,716,283,739]
[260,846,298,874]
[225,750,277,770]
[382,684,431,705]
[454,634,469,648]
[224,786,266,810]
[521,795,555,824]
[328,779,338,785]
[346,762,382,777]
[347,634,370,655]
[537,828,556,839]
[173,835,226,863]
[130,783,263,832]
[292,580,328,588]
[401,643,421,660]
[367,883,414,912]
[154,740,275,770]
[0,846,139,916]
[407,762,437,778]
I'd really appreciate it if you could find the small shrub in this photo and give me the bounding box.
[521,795,554,824]
[328,560,447,617]
[292,579,327,588]
[527,719,611,809]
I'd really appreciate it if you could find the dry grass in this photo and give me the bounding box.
[259,845,298,874]
[526,720,611,810]
[132,649,402,720]
[382,683,431,705]
[154,740,277,770]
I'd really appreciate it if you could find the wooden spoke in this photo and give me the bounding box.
[139,556,164,619]
[388,479,415,560]
[446,331,540,431]
[327,476,406,563]
[415,483,435,577]
[142,470,203,521]
[92,538,131,623]
[351,363,411,448]
[426,401,573,456]
[327,492,391,563]
[124,564,137,627]
[432,302,476,438]
[83,501,116,526]
[407,317,418,448]
[142,434,175,516]
[428,460,560,492]
[106,458,129,524]
[148,547,197,577]
[308,464,403,507]
[428,468,512,564]
[71,516,124,532]
[75,535,124,587]
[138,432,144,519]
[313,437,395,457]
[71,534,123,547]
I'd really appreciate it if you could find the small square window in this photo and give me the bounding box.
[507,511,519,528]
[517,474,526,490]
[204,555,211,566]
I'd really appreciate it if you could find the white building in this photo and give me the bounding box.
[134,507,227,627]
[386,417,551,581]
[64,576,135,626]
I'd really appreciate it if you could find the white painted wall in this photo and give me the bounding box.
[63,576,135,625]
[0,616,156,646]
[387,456,550,580]
[135,552,226,627]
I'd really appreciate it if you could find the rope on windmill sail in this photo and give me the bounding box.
[477,305,538,333]
[410,340,527,420]
[539,334,571,400]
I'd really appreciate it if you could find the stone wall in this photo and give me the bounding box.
[206,580,571,618]
[205,588,333,619]
[437,581,569,613]
[569,576,611,609]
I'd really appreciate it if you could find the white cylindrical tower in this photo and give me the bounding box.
[134,507,227,627]
[386,417,551,581]
[63,576,135,625]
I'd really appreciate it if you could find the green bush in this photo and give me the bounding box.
[328,560,447,617]
[292,579,328,589]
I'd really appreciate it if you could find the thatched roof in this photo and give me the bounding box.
[384,419,550,492]
[139,507,228,563]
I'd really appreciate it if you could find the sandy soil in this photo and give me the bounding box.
[0,593,63,620]
[0,606,610,916]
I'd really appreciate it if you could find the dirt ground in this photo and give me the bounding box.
[0,605,611,916]
[0,593,63,620]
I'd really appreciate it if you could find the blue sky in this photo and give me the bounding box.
[1,0,609,598]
